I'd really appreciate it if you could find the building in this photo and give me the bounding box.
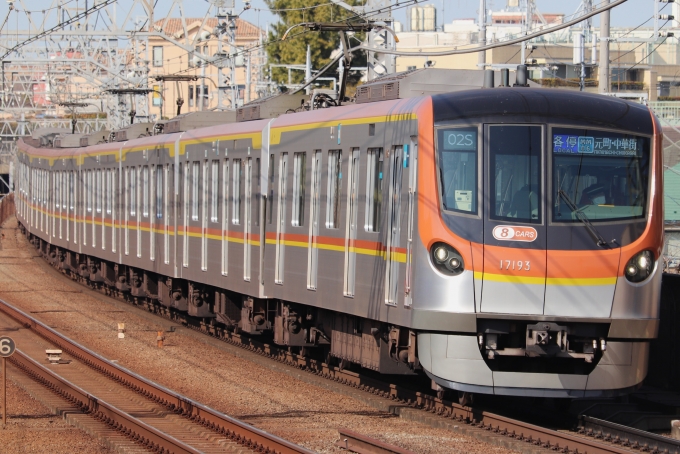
[147,17,264,120]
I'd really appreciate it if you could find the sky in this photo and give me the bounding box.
[0,0,664,35]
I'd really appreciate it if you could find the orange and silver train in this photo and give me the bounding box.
[14,81,663,398]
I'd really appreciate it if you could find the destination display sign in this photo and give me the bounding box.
[553,134,643,157]
[441,128,478,151]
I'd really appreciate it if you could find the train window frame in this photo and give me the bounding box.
[191,161,199,221]
[364,147,383,232]
[142,165,150,218]
[268,154,275,225]
[326,150,342,229]
[96,169,102,214]
[106,169,112,215]
[292,152,306,227]
[232,159,242,225]
[487,124,544,225]
[156,165,164,220]
[211,160,219,223]
[129,168,137,217]
[434,124,482,219]
[547,124,653,225]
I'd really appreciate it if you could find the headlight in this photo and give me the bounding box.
[624,250,654,283]
[430,242,464,276]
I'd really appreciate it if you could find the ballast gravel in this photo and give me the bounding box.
[0,217,519,454]
[0,372,114,454]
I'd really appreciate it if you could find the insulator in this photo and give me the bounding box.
[659,14,675,20]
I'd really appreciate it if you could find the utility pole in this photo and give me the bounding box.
[521,0,532,64]
[574,33,585,91]
[305,45,312,95]
[598,0,610,94]
[478,0,486,67]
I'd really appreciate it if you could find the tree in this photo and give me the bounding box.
[265,0,366,89]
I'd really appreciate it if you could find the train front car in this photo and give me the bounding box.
[414,88,663,398]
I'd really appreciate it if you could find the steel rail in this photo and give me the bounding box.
[335,428,417,454]
[0,298,313,454]
[579,415,680,454]
[18,240,649,454]
[194,326,636,454]
[9,349,200,454]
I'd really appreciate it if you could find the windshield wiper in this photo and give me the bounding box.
[558,190,608,248]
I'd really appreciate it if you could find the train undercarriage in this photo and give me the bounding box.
[25,226,420,379]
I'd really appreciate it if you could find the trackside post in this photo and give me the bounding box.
[0,336,16,426]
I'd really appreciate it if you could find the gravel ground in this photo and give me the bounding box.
[0,372,114,454]
[0,218,519,454]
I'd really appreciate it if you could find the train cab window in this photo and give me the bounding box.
[489,125,542,224]
[129,168,137,216]
[552,128,650,222]
[142,165,150,218]
[292,152,306,227]
[191,162,199,221]
[232,159,242,225]
[365,148,383,232]
[437,127,478,214]
[211,160,219,222]
[326,150,342,229]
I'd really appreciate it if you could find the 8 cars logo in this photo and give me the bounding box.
[492,225,537,242]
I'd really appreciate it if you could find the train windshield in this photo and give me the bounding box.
[437,127,478,214]
[552,128,650,223]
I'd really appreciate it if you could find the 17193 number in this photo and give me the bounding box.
[500,260,531,271]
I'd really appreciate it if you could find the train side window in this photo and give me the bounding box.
[156,166,163,219]
[106,169,112,215]
[437,127,478,214]
[69,171,74,211]
[191,162,199,221]
[142,165,150,218]
[87,170,93,213]
[365,148,383,232]
[232,159,242,225]
[326,150,342,229]
[96,169,102,214]
[211,160,219,222]
[129,168,137,216]
[268,154,274,225]
[255,157,261,227]
[292,152,306,227]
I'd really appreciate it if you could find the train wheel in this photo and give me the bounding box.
[458,392,474,407]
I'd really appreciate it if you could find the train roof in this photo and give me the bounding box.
[432,88,654,134]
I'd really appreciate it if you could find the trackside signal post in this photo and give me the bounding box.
[0,336,15,426]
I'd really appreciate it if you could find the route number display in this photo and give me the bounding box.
[0,337,15,357]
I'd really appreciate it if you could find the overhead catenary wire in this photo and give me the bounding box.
[345,0,628,58]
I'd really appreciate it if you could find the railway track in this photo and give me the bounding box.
[22,238,680,454]
[0,298,313,454]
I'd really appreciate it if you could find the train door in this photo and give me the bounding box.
[307,151,322,290]
[384,145,404,306]
[244,157,252,281]
[480,125,547,315]
[343,148,360,297]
